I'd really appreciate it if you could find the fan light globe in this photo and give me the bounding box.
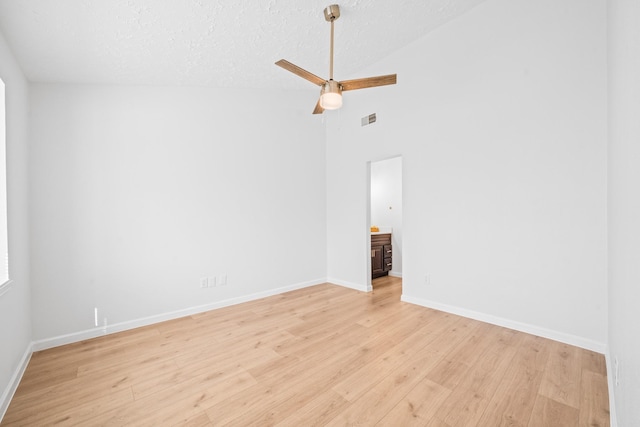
[320,80,343,110]
[320,92,342,110]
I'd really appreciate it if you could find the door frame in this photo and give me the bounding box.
[367,155,403,291]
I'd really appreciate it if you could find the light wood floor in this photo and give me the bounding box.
[2,277,609,426]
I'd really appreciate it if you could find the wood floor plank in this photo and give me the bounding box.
[7,358,177,417]
[528,395,580,426]
[331,315,471,402]
[205,335,372,424]
[250,283,349,316]
[3,386,134,426]
[275,390,350,426]
[581,348,608,376]
[130,348,278,400]
[426,322,490,390]
[212,330,379,425]
[538,341,583,409]
[514,333,553,373]
[26,327,162,376]
[99,370,256,426]
[1,277,610,426]
[74,336,193,378]
[270,316,369,358]
[326,350,451,426]
[10,363,79,397]
[376,378,451,425]
[174,412,214,427]
[435,340,519,426]
[578,370,610,427]
[255,317,447,425]
[476,334,547,426]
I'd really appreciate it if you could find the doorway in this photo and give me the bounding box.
[368,156,403,292]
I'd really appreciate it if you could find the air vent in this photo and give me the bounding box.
[361,113,377,126]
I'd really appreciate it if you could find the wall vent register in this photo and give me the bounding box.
[361,113,377,126]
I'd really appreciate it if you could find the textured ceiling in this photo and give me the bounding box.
[0,0,486,89]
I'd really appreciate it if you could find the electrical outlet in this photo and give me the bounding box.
[425,274,431,285]
[209,276,217,287]
[219,274,227,286]
[200,277,208,288]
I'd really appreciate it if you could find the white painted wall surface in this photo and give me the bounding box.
[28,84,326,341]
[0,32,31,416]
[370,156,402,275]
[327,0,607,349]
[608,0,640,424]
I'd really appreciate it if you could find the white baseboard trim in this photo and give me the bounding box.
[327,277,371,292]
[604,348,618,427]
[388,271,402,278]
[401,294,606,354]
[32,278,326,351]
[1,344,32,422]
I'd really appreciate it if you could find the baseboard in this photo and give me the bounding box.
[604,348,618,427]
[0,344,32,422]
[327,277,371,292]
[32,278,326,351]
[401,294,606,354]
[389,271,402,278]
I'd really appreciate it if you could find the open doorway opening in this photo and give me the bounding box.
[368,156,403,292]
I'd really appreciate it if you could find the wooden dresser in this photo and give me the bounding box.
[371,233,392,279]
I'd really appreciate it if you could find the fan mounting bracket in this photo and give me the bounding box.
[324,4,340,22]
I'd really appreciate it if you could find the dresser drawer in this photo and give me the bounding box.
[383,244,392,258]
[371,233,391,246]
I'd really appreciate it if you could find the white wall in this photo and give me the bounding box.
[28,84,327,341]
[0,32,31,416]
[608,0,640,424]
[370,156,402,275]
[327,0,607,350]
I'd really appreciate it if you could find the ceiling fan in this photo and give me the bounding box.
[275,4,397,114]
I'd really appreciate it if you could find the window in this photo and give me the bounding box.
[0,77,9,289]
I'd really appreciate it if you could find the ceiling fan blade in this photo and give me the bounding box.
[313,98,325,115]
[275,59,326,86]
[340,74,397,91]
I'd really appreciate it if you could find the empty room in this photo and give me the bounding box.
[0,0,638,425]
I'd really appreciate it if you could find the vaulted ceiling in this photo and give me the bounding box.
[0,0,486,89]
